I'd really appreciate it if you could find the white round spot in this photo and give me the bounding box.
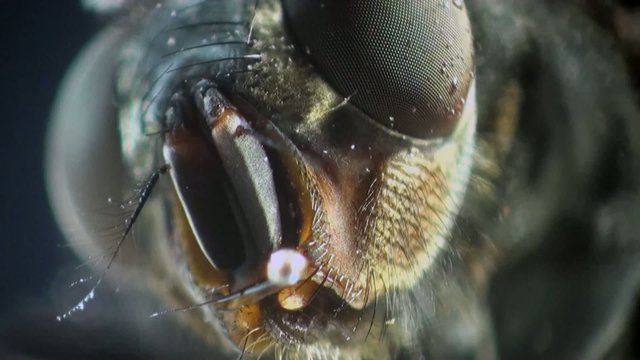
[267,249,308,286]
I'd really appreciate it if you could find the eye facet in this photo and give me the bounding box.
[282,0,474,138]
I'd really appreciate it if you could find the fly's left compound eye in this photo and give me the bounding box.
[282,0,474,138]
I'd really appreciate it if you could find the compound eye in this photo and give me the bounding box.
[282,0,474,138]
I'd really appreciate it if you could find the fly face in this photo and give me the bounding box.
[45,1,640,359]
[48,0,476,358]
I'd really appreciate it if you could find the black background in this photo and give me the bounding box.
[0,0,99,314]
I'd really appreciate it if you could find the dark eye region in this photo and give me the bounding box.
[282,0,474,138]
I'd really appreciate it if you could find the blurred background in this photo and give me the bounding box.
[0,0,98,320]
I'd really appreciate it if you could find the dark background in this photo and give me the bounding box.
[0,1,99,314]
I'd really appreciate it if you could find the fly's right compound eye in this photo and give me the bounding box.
[282,0,474,138]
